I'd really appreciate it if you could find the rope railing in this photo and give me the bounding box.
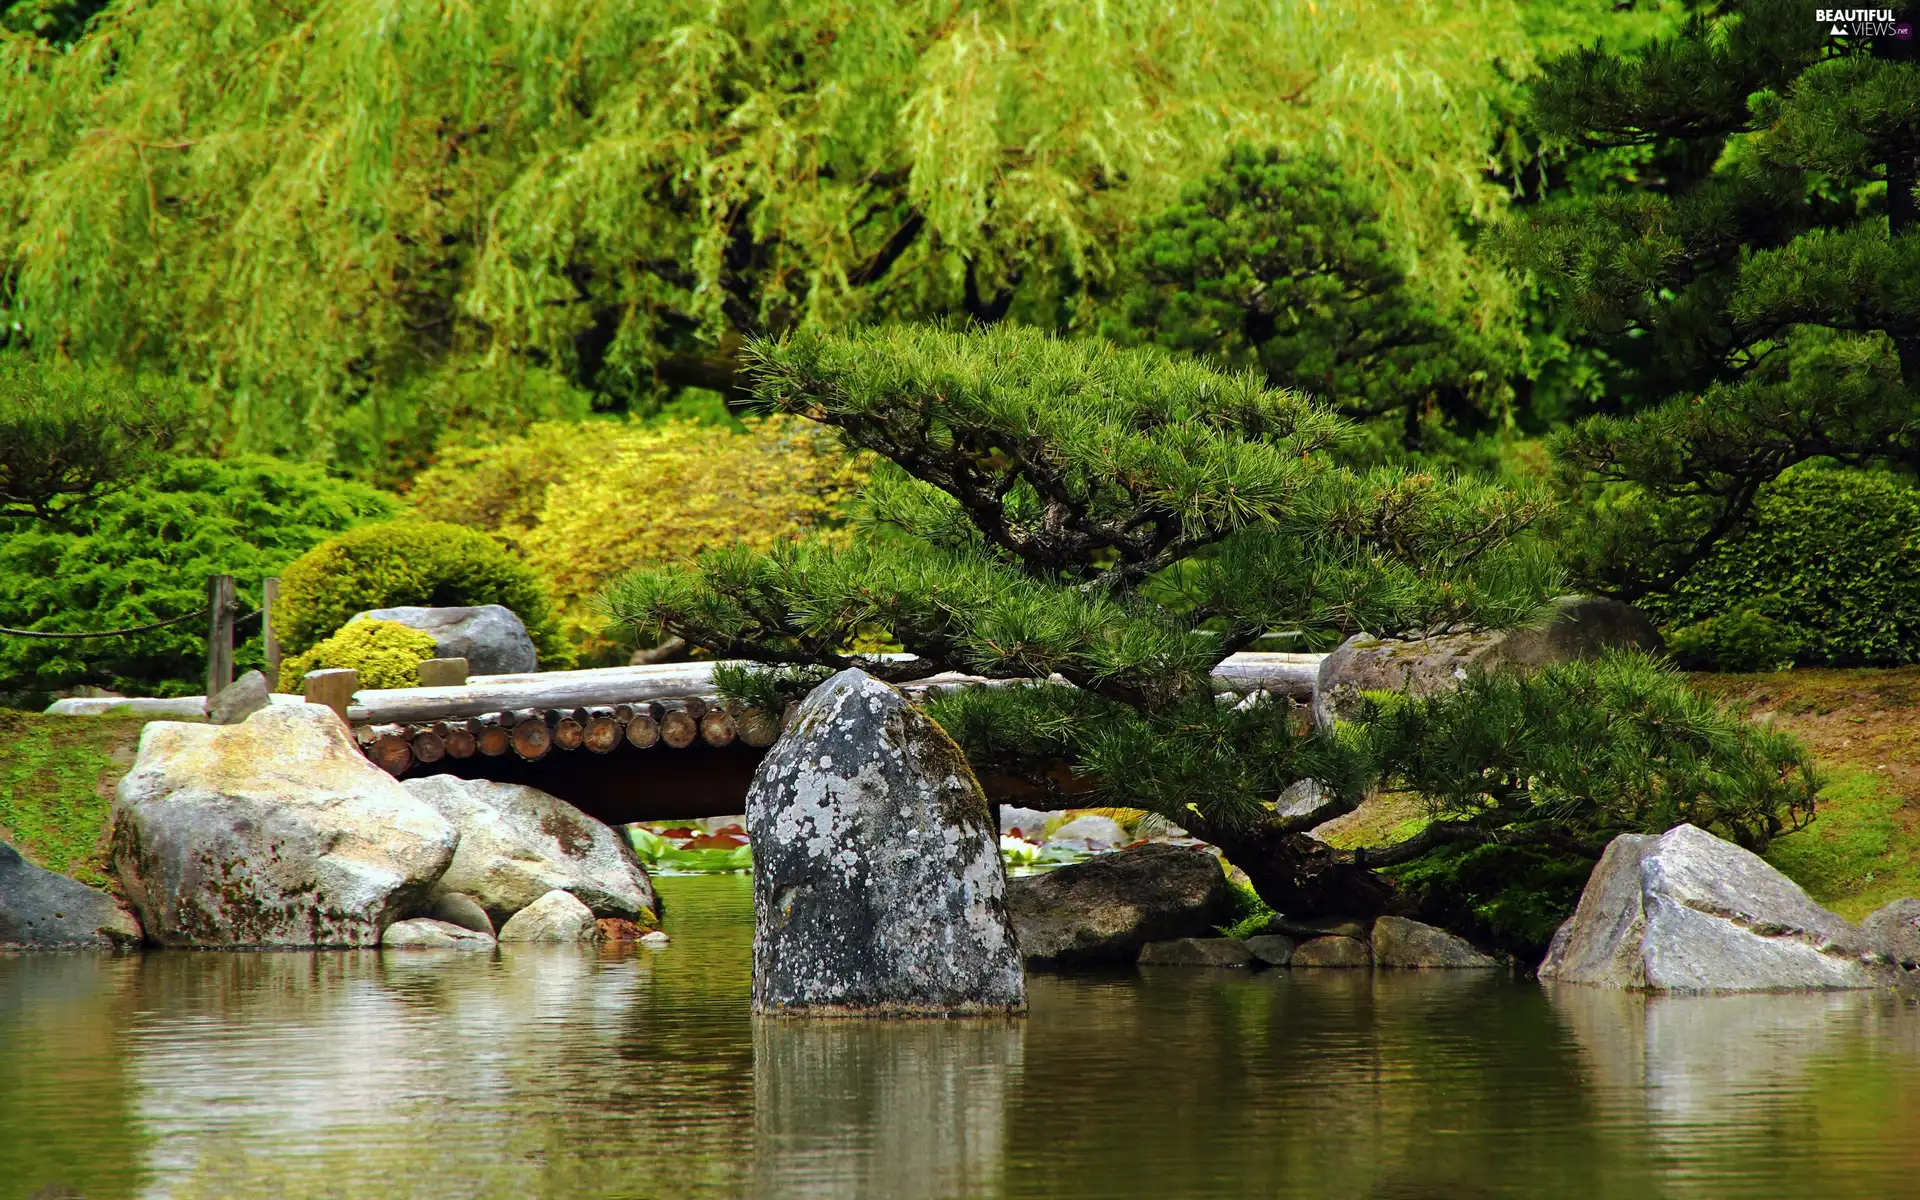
[0,605,261,639]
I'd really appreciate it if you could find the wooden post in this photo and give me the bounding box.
[304,668,358,726]
[204,574,236,700]
[417,657,469,688]
[261,577,282,689]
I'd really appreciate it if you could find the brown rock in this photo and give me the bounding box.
[1291,935,1372,968]
[1137,937,1253,968]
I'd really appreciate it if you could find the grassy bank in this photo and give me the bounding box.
[0,711,152,890]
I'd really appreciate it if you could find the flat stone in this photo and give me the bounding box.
[1007,843,1229,967]
[1314,596,1662,727]
[1269,915,1370,941]
[426,892,493,935]
[1137,937,1253,967]
[497,889,600,943]
[747,668,1025,1016]
[403,776,655,928]
[1244,934,1297,966]
[351,605,536,675]
[1539,824,1896,993]
[0,841,143,949]
[640,930,670,946]
[112,704,458,947]
[1291,936,1372,967]
[1372,916,1499,968]
[1864,898,1920,967]
[382,917,495,949]
[205,670,271,725]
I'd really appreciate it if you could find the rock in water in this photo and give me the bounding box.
[1244,934,1296,965]
[1372,917,1500,968]
[1315,595,1662,727]
[112,704,459,947]
[402,776,656,928]
[427,892,495,935]
[1865,898,1920,967]
[0,842,143,949]
[351,605,536,675]
[382,917,495,949]
[1136,937,1253,968]
[1006,843,1228,967]
[1291,936,1372,967]
[497,889,599,943]
[747,669,1025,1016]
[206,670,272,725]
[1539,824,1896,992]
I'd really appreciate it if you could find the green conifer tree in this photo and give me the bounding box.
[1500,0,1920,598]
[607,325,1816,923]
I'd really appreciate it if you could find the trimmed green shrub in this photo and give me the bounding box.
[1640,468,1920,669]
[277,619,438,692]
[0,456,396,704]
[275,520,570,667]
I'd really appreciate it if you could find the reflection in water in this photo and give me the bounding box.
[4,876,1920,1200]
[752,1018,1023,1199]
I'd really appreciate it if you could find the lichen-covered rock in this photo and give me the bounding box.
[497,888,600,943]
[1539,824,1896,993]
[112,704,458,947]
[748,669,1025,1016]
[1372,916,1499,968]
[402,776,655,928]
[1007,843,1228,967]
[206,670,272,725]
[1,841,143,949]
[382,917,495,949]
[1137,937,1253,968]
[426,892,494,935]
[1291,936,1372,967]
[1314,595,1663,727]
[351,605,536,675]
[1864,898,1920,968]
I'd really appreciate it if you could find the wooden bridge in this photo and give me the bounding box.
[334,655,1325,825]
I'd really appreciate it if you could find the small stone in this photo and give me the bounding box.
[1244,934,1297,966]
[427,892,494,935]
[1274,779,1340,828]
[998,806,1059,837]
[1371,916,1499,968]
[1046,814,1128,848]
[640,930,670,946]
[1864,898,1920,967]
[497,889,600,943]
[382,918,495,949]
[1137,937,1253,968]
[1291,936,1372,968]
[205,670,272,725]
[1269,914,1370,941]
[596,917,647,941]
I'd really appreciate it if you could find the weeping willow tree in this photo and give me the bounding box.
[1,0,1547,471]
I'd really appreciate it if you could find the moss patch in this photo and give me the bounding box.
[0,711,154,888]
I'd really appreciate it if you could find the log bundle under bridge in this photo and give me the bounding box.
[338,654,1323,824]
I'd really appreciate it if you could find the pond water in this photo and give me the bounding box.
[7,875,1920,1200]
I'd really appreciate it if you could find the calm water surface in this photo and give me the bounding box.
[6,875,1920,1199]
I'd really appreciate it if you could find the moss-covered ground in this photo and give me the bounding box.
[0,711,154,889]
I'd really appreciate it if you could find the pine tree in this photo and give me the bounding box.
[1501,0,1920,598]
[606,325,1815,921]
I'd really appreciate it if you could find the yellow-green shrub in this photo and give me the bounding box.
[277,619,438,691]
[275,519,571,666]
[409,416,865,663]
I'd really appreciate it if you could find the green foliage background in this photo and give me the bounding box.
[277,618,439,692]
[0,456,394,703]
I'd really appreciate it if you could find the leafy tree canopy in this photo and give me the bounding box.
[0,357,189,527]
[1,0,1550,470]
[1500,0,1920,598]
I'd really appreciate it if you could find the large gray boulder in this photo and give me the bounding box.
[350,605,536,675]
[1315,595,1663,727]
[0,842,143,949]
[1863,898,1920,968]
[747,669,1025,1016]
[112,704,459,947]
[1539,824,1897,993]
[1006,843,1228,967]
[401,776,656,928]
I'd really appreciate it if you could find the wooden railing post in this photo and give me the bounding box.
[204,574,236,700]
[261,576,282,689]
[303,668,358,726]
